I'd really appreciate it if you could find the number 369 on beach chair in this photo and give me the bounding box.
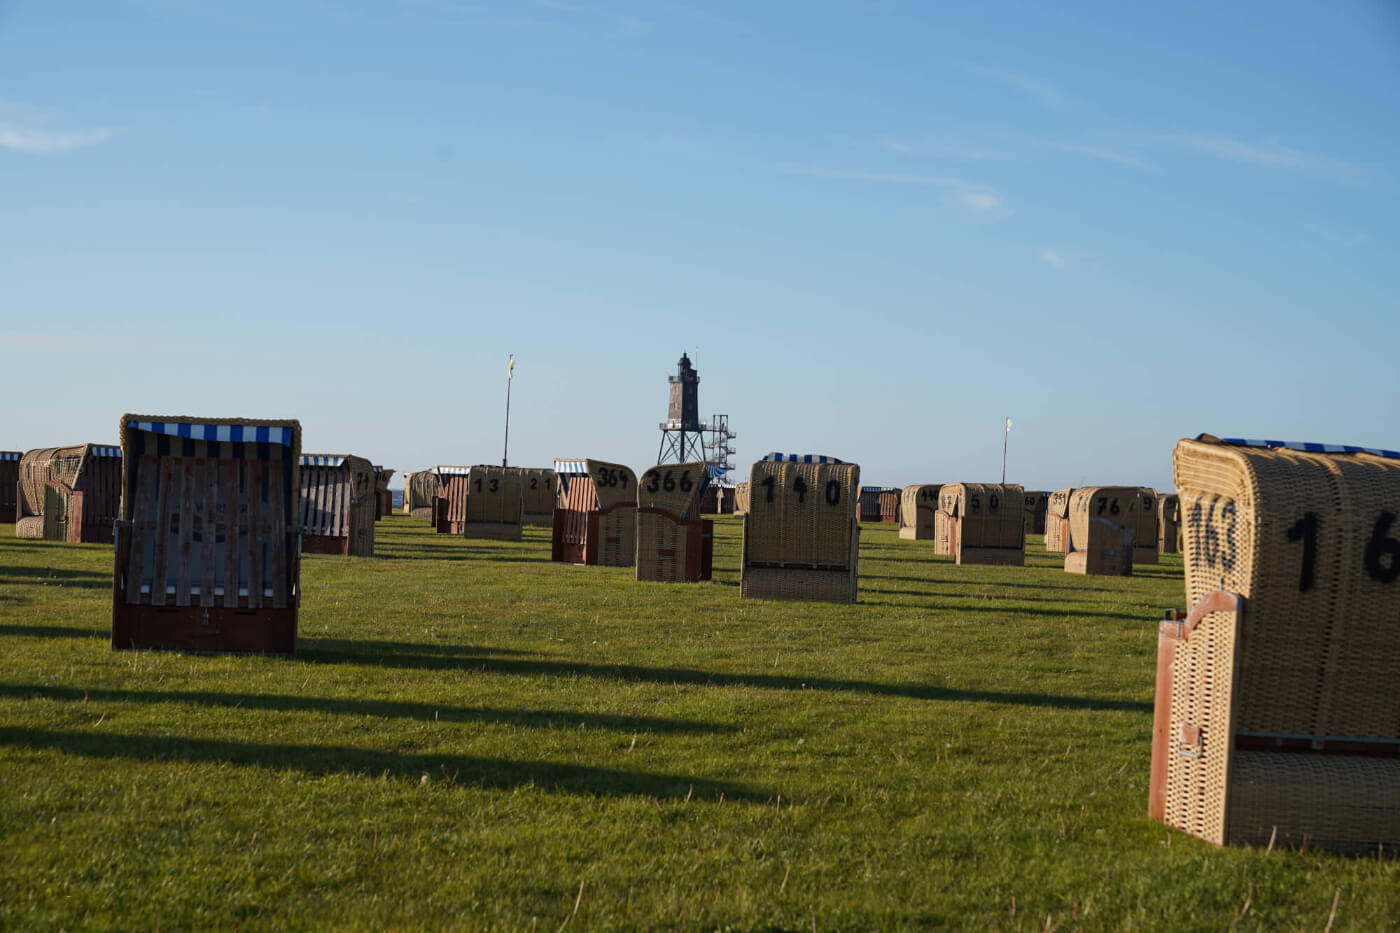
[1150,434,1400,852]
[112,415,302,654]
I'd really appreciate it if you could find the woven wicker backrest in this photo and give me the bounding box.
[1135,487,1160,547]
[1047,489,1073,519]
[637,461,708,519]
[465,466,524,524]
[18,443,122,529]
[405,471,441,510]
[18,445,92,516]
[374,468,394,494]
[1022,490,1045,517]
[940,483,1024,548]
[1160,493,1180,524]
[582,460,636,511]
[901,484,940,534]
[1068,487,1139,544]
[1173,437,1400,739]
[521,468,559,514]
[745,460,859,566]
[733,482,750,513]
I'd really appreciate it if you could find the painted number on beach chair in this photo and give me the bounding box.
[596,468,628,489]
[1189,495,1238,574]
[1286,510,1400,593]
[761,474,842,506]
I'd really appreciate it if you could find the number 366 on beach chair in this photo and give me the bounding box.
[1150,435,1400,852]
[112,415,303,654]
[635,462,714,583]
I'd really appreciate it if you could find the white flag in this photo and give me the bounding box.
[508,355,515,380]
[1005,416,1013,432]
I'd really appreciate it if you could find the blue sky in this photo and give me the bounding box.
[3,1,1397,491]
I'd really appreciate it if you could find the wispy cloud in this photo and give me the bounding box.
[0,125,120,153]
[881,137,1014,161]
[1039,248,1066,269]
[798,167,1010,219]
[1169,132,1372,184]
[1021,136,1159,172]
[964,65,1079,112]
[0,99,121,153]
[961,191,1004,213]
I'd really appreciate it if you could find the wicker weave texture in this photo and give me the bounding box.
[1133,488,1160,565]
[1158,493,1181,553]
[732,483,750,515]
[404,471,441,513]
[18,444,122,541]
[637,462,707,519]
[636,462,709,581]
[938,483,1025,564]
[1066,487,1138,575]
[1044,488,1074,552]
[1021,490,1048,535]
[899,484,940,540]
[1174,439,1400,743]
[461,466,524,538]
[583,460,637,511]
[741,460,859,603]
[521,468,559,524]
[1162,438,1400,849]
[596,506,635,567]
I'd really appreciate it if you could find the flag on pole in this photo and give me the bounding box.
[508,355,515,380]
[1005,416,1013,432]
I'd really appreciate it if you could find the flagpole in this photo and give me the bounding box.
[502,355,514,468]
[1001,416,1010,484]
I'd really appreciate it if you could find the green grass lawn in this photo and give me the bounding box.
[1,516,1396,930]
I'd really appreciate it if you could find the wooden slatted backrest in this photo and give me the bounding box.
[119,417,300,610]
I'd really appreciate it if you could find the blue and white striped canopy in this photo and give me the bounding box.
[90,446,122,458]
[128,420,295,447]
[0,451,20,461]
[434,465,471,476]
[373,465,383,473]
[705,464,728,479]
[554,459,590,474]
[301,455,347,468]
[762,452,845,464]
[1214,436,1400,461]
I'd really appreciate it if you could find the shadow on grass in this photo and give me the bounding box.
[855,596,1152,622]
[306,637,531,657]
[0,566,112,590]
[861,573,1127,593]
[0,726,766,802]
[0,684,734,735]
[298,642,1150,713]
[0,623,109,639]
